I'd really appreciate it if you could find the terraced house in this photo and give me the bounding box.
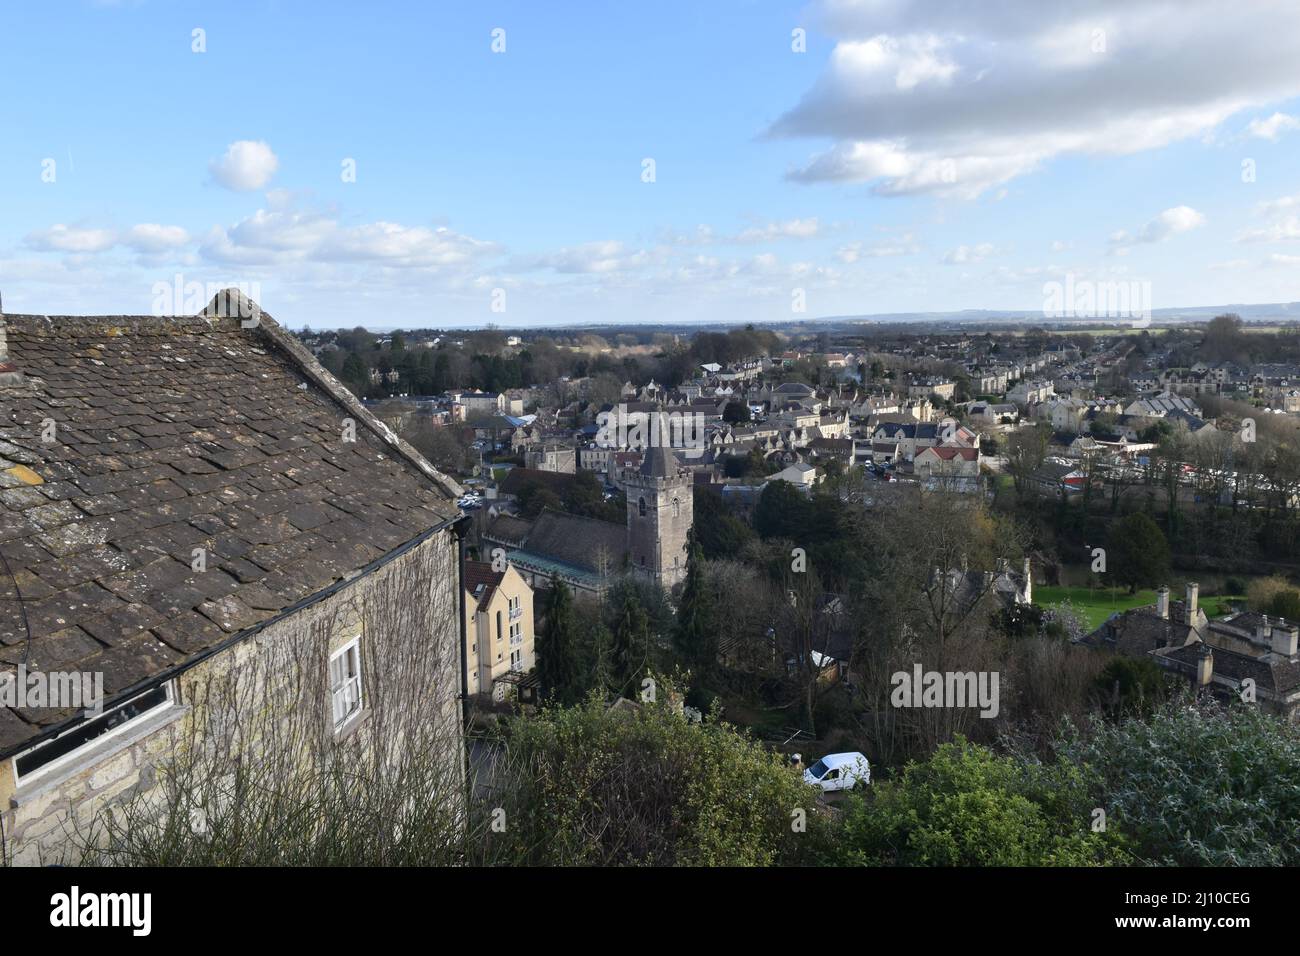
[0,292,467,866]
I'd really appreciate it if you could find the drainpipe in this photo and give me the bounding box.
[450,513,475,832]
[453,514,473,735]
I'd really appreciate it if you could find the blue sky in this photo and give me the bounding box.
[4,0,1300,328]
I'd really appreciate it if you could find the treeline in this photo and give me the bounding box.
[303,324,785,399]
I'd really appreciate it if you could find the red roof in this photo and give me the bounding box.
[464,560,505,610]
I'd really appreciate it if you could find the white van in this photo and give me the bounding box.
[803,752,871,792]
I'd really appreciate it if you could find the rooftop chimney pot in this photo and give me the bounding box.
[1156,586,1170,620]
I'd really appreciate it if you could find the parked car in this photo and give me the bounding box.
[803,752,871,792]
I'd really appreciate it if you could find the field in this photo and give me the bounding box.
[1034,585,1244,631]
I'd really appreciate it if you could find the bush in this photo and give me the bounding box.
[1089,657,1171,717]
[824,737,1128,866]
[489,689,830,865]
[1056,700,1300,865]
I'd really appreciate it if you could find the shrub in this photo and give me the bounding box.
[1056,700,1300,865]
[824,737,1128,866]
[489,690,830,866]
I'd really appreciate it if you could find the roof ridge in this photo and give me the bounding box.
[201,289,463,499]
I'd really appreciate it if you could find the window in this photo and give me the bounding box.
[510,649,523,670]
[638,497,647,516]
[13,682,175,787]
[509,622,522,646]
[672,497,680,517]
[496,610,503,642]
[330,638,364,733]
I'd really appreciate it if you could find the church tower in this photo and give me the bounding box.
[625,446,693,590]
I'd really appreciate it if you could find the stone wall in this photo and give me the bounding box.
[0,528,463,866]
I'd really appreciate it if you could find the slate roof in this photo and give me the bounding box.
[498,466,577,498]
[1159,641,1300,696]
[482,514,533,548]
[520,510,628,574]
[463,560,504,611]
[1078,603,1197,654]
[639,446,679,477]
[0,295,460,755]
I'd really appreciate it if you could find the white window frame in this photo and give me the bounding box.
[12,681,176,789]
[329,637,364,734]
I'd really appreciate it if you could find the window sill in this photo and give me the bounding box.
[332,707,371,745]
[10,703,190,809]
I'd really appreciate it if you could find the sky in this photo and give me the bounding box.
[5,0,1300,329]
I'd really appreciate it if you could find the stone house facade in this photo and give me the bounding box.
[0,292,466,865]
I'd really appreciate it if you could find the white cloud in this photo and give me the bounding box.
[943,242,995,264]
[122,224,191,252]
[1138,206,1205,242]
[1109,206,1204,253]
[837,235,921,262]
[200,202,497,271]
[770,0,1300,197]
[511,240,653,275]
[735,218,821,242]
[1238,192,1300,241]
[24,224,117,253]
[1247,112,1300,140]
[209,140,279,192]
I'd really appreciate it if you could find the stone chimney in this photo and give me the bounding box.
[1156,586,1170,620]
[1185,582,1199,624]
[1257,613,1271,646]
[0,301,21,386]
[1196,641,1214,687]
[1021,557,1032,604]
[1271,623,1299,659]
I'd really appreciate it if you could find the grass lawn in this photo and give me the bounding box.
[1034,585,1245,631]
[1035,586,1159,631]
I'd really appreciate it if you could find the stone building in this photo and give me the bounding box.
[624,447,692,590]
[0,292,466,865]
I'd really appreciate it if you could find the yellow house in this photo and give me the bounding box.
[463,561,535,700]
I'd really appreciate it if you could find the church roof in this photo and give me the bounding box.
[640,446,679,477]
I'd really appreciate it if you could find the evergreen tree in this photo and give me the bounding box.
[610,593,649,699]
[674,545,717,680]
[537,577,581,705]
[1108,512,1170,594]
